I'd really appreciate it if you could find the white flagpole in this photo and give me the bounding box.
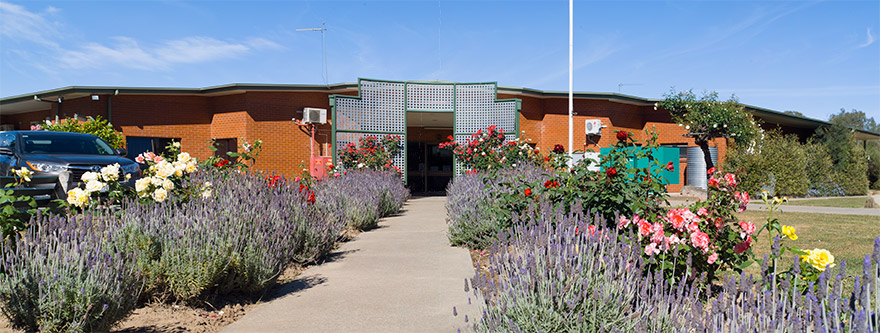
[568,0,574,165]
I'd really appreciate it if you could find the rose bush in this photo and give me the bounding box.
[338,135,402,174]
[439,125,541,171]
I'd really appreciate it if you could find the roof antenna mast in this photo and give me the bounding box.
[297,22,329,86]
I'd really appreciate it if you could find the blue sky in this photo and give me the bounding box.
[1,0,878,121]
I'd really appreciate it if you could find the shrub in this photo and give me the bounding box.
[0,213,142,332]
[724,131,809,197]
[833,143,869,195]
[468,202,699,332]
[803,142,841,197]
[446,163,549,249]
[439,125,541,171]
[466,203,880,332]
[41,115,125,149]
[338,136,402,173]
[119,171,339,301]
[313,171,408,231]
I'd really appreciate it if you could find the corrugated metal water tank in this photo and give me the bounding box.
[686,147,718,189]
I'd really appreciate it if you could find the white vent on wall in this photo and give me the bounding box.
[303,107,327,124]
[585,119,603,135]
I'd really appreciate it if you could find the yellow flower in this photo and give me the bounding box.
[13,167,32,183]
[781,225,798,240]
[800,249,835,272]
[66,188,89,208]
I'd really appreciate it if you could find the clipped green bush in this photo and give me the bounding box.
[724,131,808,197]
[42,115,125,149]
[834,143,869,195]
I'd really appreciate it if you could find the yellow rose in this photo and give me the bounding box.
[781,225,797,240]
[66,188,89,208]
[801,249,834,272]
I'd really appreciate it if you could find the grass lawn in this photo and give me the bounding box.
[735,210,879,282]
[786,196,869,208]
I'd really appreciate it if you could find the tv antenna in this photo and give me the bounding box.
[297,22,328,86]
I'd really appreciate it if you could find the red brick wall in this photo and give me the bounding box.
[3,89,738,192]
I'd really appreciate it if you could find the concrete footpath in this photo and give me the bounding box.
[667,201,880,216]
[224,196,480,332]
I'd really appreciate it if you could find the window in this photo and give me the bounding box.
[212,138,237,161]
[126,137,181,159]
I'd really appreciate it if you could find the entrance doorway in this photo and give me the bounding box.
[407,141,453,194]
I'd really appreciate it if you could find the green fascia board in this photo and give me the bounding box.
[406,109,454,113]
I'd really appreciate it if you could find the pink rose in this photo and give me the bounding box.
[651,229,665,245]
[666,210,686,230]
[135,156,145,164]
[697,207,708,217]
[588,225,597,236]
[617,215,631,230]
[707,252,719,264]
[638,219,652,238]
[687,221,700,233]
[690,231,710,251]
[739,221,756,236]
[145,152,156,161]
[644,243,660,256]
[724,173,737,187]
[153,156,164,163]
[708,177,719,187]
[333,173,341,177]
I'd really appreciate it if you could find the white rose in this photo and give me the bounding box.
[85,180,105,193]
[100,163,120,181]
[177,152,191,163]
[162,179,174,190]
[150,176,164,186]
[185,163,198,173]
[135,178,151,193]
[81,171,99,183]
[66,188,89,207]
[152,188,168,202]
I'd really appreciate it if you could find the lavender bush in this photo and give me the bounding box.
[467,202,699,332]
[0,212,142,332]
[466,202,880,332]
[119,171,342,301]
[314,171,408,231]
[446,163,550,249]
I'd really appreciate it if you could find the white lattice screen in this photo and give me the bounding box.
[333,79,519,179]
[406,83,454,111]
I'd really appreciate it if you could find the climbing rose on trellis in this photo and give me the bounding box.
[339,135,402,174]
[439,125,541,171]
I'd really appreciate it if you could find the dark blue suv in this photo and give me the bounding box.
[0,131,140,203]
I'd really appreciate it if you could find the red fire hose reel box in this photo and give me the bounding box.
[309,156,333,179]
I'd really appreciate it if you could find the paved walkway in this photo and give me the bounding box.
[224,196,480,332]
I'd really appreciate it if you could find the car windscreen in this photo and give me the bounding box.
[20,133,116,155]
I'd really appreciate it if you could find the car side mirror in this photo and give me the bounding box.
[115,148,128,157]
[0,147,13,155]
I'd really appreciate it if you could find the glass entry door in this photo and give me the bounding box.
[406,142,453,194]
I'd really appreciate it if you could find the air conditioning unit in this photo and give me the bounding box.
[585,119,603,135]
[302,107,327,124]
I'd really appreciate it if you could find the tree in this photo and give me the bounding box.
[783,110,805,117]
[658,89,761,173]
[828,108,879,133]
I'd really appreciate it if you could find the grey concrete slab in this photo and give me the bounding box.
[223,196,480,333]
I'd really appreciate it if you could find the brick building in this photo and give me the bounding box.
[2,79,877,193]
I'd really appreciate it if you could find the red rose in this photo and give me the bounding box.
[308,191,316,204]
[447,135,454,141]
[606,167,618,177]
[707,167,716,175]
[524,188,532,196]
[734,237,752,254]
[666,162,674,171]
[616,131,628,141]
